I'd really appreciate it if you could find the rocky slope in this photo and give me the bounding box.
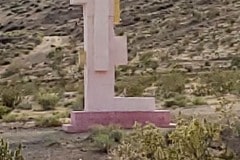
[1,0,240,106]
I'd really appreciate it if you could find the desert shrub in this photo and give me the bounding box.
[93,134,116,153]
[192,84,213,96]
[2,113,28,123]
[2,114,18,123]
[77,82,84,95]
[0,106,12,119]
[1,87,22,108]
[231,57,240,68]
[115,75,156,97]
[201,71,240,95]
[64,83,78,92]
[48,47,64,70]
[139,52,155,62]
[159,72,186,98]
[71,95,84,111]
[191,97,207,106]
[164,95,188,108]
[112,97,238,160]
[16,102,32,110]
[139,52,159,70]
[18,82,38,96]
[36,91,60,110]
[35,116,62,127]
[0,138,24,160]
[112,119,236,160]
[89,125,124,153]
[215,97,239,130]
[52,111,70,119]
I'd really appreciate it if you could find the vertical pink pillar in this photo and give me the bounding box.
[81,0,115,111]
[63,0,174,133]
[94,0,110,71]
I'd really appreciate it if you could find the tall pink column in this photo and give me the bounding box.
[63,0,174,133]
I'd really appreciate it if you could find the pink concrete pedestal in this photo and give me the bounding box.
[62,110,174,133]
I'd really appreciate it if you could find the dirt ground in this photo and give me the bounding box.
[1,127,109,160]
[1,104,240,160]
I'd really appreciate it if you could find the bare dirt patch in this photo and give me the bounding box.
[1,128,108,160]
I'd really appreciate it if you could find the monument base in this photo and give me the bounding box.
[62,110,175,133]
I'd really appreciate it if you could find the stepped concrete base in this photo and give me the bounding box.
[62,110,175,133]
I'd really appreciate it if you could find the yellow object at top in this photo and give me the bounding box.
[114,0,120,24]
[79,49,86,66]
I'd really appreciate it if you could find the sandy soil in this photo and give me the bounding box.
[1,127,108,160]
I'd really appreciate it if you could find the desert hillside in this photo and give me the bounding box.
[1,0,240,160]
[0,0,240,114]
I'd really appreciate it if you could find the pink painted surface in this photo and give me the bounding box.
[112,97,155,111]
[111,36,128,65]
[62,111,174,133]
[71,0,156,112]
[94,0,110,71]
[64,0,174,133]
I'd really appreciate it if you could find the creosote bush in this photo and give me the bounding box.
[112,98,238,160]
[35,116,62,127]
[115,75,156,97]
[2,113,28,123]
[164,95,189,108]
[0,139,24,160]
[191,97,207,106]
[71,95,84,111]
[1,87,22,108]
[89,125,124,153]
[16,102,32,110]
[112,118,236,160]
[159,72,186,98]
[0,106,12,119]
[201,71,240,95]
[36,90,60,110]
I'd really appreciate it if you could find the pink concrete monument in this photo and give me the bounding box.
[63,0,174,133]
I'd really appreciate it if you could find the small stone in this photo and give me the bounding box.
[134,70,142,75]
[66,144,75,149]
[146,68,154,73]
[23,121,35,129]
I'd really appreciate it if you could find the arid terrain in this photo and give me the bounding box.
[1,0,240,159]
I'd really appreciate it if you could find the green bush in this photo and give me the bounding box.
[115,75,156,97]
[191,97,207,106]
[201,71,240,95]
[231,56,240,68]
[2,114,18,123]
[112,98,238,160]
[159,73,186,98]
[1,87,22,108]
[89,125,124,153]
[192,84,213,96]
[0,139,24,160]
[17,103,32,110]
[35,116,62,127]
[112,119,236,160]
[52,111,70,119]
[164,95,188,108]
[0,106,12,119]
[36,92,59,110]
[71,95,84,111]
[93,133,115,153]
[2,113,28,123]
